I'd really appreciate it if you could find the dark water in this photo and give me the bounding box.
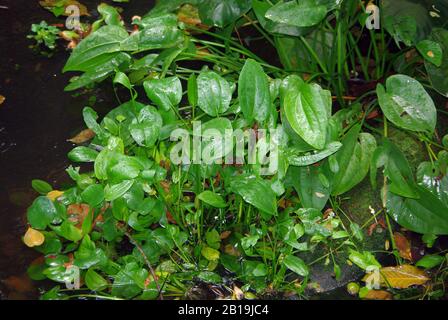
[0,0,156,299]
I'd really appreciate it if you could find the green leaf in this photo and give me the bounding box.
[282,75,331,149]
[85,268,108,291]
[415,255,445,269]
[97,3,122,26]
[229,175,278,219]
[283,255,309,277]
[27,196,63,230]
[286,141,342,167]
[143,76,182,111]
[238,59,271,123]
[55,221,83,242]
[81,184,104,208]
[197,191,227,208]
[265,0,327,28]
[386,186,448,235]
[64,25,129,72]
[376,75,437,133]
[74,235,106,269]
[105,180,134,201]
[197,0,251,27]
[197,70,231,116]
[68,146,99,163]
[32,180,53,194]
[331,125,377,196]
[201,246,220,261]
[426,28,448,97]
[417,40,443,67]
[348,250,381,271]
[113,71,132,90]
[129,106,162,147]
[205,229,221,249]
[187,73,198,107]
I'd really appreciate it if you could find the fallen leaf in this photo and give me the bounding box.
[47,190,64,201]
[363,265,429,289]
[0,95,5,105]
[23,227,45,247]
[3,275,34,293]
[363,289,393,300]
[220,231,231,240]
[394,232,413,260]
[67,129,95,144]
[224,244,240,257]
[67,203,90,228]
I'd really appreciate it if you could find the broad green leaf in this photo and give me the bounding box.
[64,25,129,72]
[265,0,327,28]
[197,0,251,27]
[85,268,108,291]
[349,250,381,271]
[229,175,278,219]
[201,246,220,261]
[287,165,330,211]
[27,196,64,230]
[97,3,122,26]
[282,75,330,149]
[386,186,448,235]
[283,255,309,277]
[200,117,234,161]
[143,76,182,111]
[81,184,104,207]
[415,255,445,269]
[105,180,134,201]
[54,221,83,242]
[187,73,198,107]
[197,70,231,116]
[31,180,53,194]
[197,191,227,208]
[331,125,377,196]
[416,40,443,67]
[238,59,271,123]
[426,28,448,97]
[68,146,99,163]
[129,106,162,147]
[377,75,436,133]
[286,141,342,167]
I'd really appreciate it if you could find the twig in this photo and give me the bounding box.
[124,231,164,300]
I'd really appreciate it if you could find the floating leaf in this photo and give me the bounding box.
[67,129,96,144]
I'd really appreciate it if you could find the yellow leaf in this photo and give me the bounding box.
[47,190,64,201]
[67,129,95,144]
[363,265,429,289]
[23,228,45,247]
[363,289,393,300]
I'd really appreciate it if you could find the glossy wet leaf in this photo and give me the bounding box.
[197,191,227,208]
[282,75,331,150]
[54,221,83,242]
[23,227,45,247]
[238,59,271,123]
[129,106,162,147]
[415,255,445,269]
[229,175,278,219]
[27,196,64,230]
[265,0,327,28]
[283,255,309,277]
[64,25,129,72]
[286,141,342,167]
[68,146,99,163]
[349,250,381,271]
[105,180,134,201]
[143,76,182,111]
[331,125,377,196]
[197,70,231,116]
[81,184,105,208]
[386,186,448,235]
[85,268,108,291]
[376,75,436,133]
[197,0,251,27]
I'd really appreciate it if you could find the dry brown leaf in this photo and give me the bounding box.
[67,129,95,144]
[220,231,231,240]
[67,203,91,228]
[224,244,240,257]
[23,228,45,247]
[47,190,64,201]
[364,290,393,300]
[363,265,429,289]
[3,275,34,293]
[394,232,413,260]
[0,95,5,105]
